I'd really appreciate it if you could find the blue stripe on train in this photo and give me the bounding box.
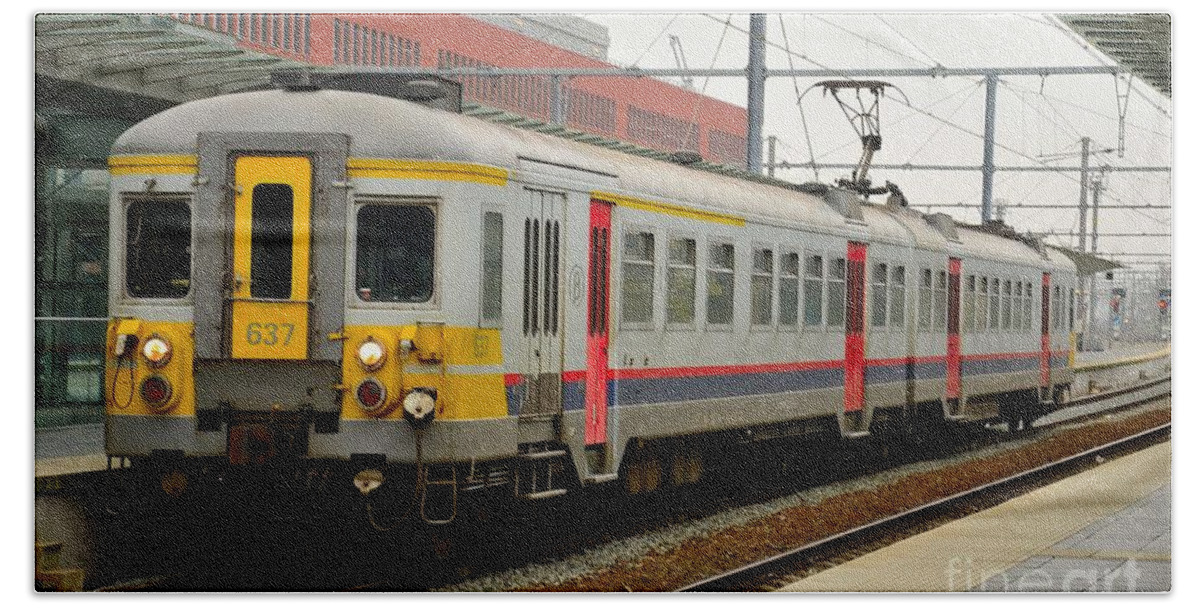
[507,354,1066,413]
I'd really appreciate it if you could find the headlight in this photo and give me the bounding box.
[357,338,386,371]
[402,388,437,427]
[141,336,172,367]
[140,375,174,407]
[355,378,388,414]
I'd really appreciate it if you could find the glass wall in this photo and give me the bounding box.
[35,77,173,427]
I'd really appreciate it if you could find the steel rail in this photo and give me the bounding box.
[676,383,1171,592]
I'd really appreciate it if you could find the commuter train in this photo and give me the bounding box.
[104,72,1076,523]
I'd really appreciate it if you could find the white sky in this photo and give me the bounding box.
[582,12,1173,270]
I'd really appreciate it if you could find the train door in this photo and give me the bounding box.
[946,258,963,408]
[1040,272,1051,396]
[228,156,312,360]
[844,241,868,414]
[585,200,612,445]
[520,189,564,417]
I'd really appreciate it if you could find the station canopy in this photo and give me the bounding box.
[1057,14,1171,97]
[1049,246,1124,277]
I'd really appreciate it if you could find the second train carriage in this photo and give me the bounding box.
[104,74,1076,517]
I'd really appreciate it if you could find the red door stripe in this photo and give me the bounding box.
[844,242,868,413]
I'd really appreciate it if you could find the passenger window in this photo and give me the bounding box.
[804,254,824,327]
[1069,288,1076,332]
[621,231,655,325]
[355,203,435,303]
[871,263,888,328]
[480,212,503,324]
[1053,285,1063,330]
[751,248,774,326]
[988,278,1001,330]
[889,265,906,327]
[826,257,846,328]
[976,275,989,332]
[935,270,948,330]
[706,242,735,326]
[125,197,191,299]
[1027,281,1036,330]
[779,253,800,328]
[918,269,933,329]
[1002,280,1013,330]
[667,237,696,325]
[963,275,976,334]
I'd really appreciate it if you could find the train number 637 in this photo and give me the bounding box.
[245,322,295,346]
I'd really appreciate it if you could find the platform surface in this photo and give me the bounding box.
[1074,340,1169,368]
[778,440,1171,592]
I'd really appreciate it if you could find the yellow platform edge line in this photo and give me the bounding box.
[1073,345,1171,372]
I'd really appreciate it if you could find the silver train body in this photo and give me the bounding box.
[104,78,1077,506]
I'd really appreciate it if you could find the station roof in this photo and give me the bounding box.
[1048,246,1124,276]
[36,14,302,103]
[1057,14,1171,97]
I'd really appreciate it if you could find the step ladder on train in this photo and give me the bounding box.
[514,445,569,501]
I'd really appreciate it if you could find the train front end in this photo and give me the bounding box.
[102,85,514,514]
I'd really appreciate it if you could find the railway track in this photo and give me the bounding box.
[43,372,1169,592]
[675,388,1171,592]
[429,372,1170,592]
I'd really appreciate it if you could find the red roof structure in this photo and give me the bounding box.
[171,13,749,166]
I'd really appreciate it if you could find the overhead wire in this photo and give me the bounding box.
[903,79,984,163]
[809,14,936,68]
[874,15,944,67]
[999,79,1169,139]
[676,14,733,152]
[627,14,680,68]
[777,14,820,180]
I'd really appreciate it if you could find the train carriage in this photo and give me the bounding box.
[104,73,1076,519]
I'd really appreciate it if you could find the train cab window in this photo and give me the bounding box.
[250,183,294,299]
[935,270,948,330]
[751,248,774,326]
[621,231,655,325]
[706,242,735,326]
[826,257,846,328]
[667,237,697,325]
[125,197,191,298]
[889,266,906,327]
[480,211,504,324]
[778,252,799,328]
[355,203,435,303]
[803,254,824,327]
[963,275,976,334]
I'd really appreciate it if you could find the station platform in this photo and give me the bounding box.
[778,440,1171,592]
[1073,341,1170,371]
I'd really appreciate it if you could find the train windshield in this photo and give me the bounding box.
[124,197,191,298]
[355,203,435,303]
